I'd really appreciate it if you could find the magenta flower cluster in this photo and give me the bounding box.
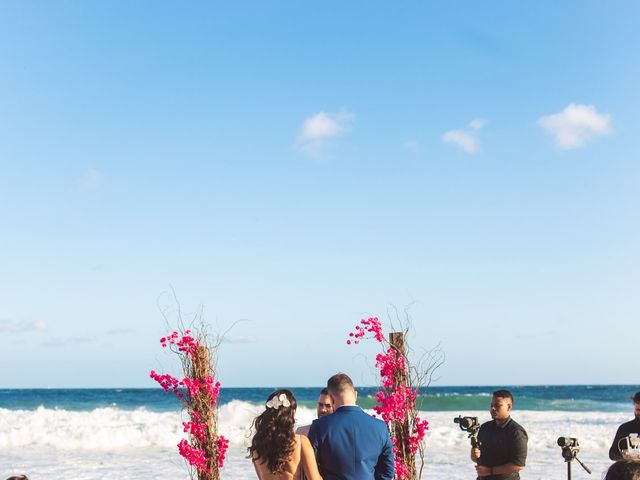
[347,317,429,480]
[346,316,385,344]
[178,438,209,472]
[184,412,208,443]
[160,329,199,356]
[216,435,230,468]
[149,371,182,397]
[150,330,228,474]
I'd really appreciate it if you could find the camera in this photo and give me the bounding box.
[557,436,581,461]
[557,437,579,448]
[454,415,481,448]
[557,436,591,476]
[454,416,479,432]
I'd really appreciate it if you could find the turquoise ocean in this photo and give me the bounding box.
[1,385,638,479]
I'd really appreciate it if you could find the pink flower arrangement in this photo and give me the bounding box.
[151,328,227,480]
[347,317,429,480]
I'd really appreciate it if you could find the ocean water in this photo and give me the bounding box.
[1,385,638,479]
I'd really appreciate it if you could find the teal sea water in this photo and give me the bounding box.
[1,384,638,412]
[2,385,638,479]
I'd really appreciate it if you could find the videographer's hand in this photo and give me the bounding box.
[475,465,492,477]
[470,448,481,462]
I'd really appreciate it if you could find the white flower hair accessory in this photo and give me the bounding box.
[266,393,291,410]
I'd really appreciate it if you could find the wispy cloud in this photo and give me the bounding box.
[442,131,477,153]
[538,103,612,149]
[68,336,97,344]
[41,335,97,347]
[442,118,486,154]
[401,139,421,152]
[81,168,104,190]
[0,319,47,333]
[296,111,355,159]
[468,118,486,130]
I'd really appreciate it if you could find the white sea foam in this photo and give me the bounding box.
[0,403,319,450]
[0,406,182,449]
[0,405,632,479]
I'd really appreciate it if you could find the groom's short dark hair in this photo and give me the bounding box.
[327,373,355,396]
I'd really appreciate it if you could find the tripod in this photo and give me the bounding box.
[560,445,592,480]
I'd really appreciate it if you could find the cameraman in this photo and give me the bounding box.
[470,390,528,479]
[609,391,640,461]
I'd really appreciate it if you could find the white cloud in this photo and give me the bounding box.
[0,319,47,333]
[468,118,486,130]
[296,111,355,158]
[68,336,97,343]
[41,338,65,347]
[538,103,612,149]
[442,130,478,153]
[442,118,486,154]
[81,168,104,190]
[41,335,96,347]
[402,139,421,151]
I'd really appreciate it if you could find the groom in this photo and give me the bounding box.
[308,373,395,480]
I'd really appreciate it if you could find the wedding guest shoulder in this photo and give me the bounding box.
[605,460,640,480]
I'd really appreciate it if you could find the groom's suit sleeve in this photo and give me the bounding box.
[374,430,395,480]
[307,420,320,458]
[307,420,326,477]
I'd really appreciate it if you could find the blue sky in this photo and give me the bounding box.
[1,2,638,388]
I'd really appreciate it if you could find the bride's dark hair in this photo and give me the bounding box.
[249,389,298,474]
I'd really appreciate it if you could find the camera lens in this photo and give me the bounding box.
[557,437,577,447]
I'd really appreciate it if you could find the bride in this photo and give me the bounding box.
[249,389,323,480]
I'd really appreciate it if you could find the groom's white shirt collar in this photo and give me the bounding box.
[336,403,358,410]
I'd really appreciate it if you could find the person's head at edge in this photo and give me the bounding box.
[327,373,357,409]
[317,387,333,417]
[6,476,29,480]
[249,389,298,474]
[631,391,640,420]
[490,389,514,421]
[605,460,640,480]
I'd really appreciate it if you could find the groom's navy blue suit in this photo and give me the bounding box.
[308,405,395,480]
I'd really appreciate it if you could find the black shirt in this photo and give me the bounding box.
[477,417,528,480]
[609,417,640,460]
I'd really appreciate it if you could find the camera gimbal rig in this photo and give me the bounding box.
[454,415,481,449]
